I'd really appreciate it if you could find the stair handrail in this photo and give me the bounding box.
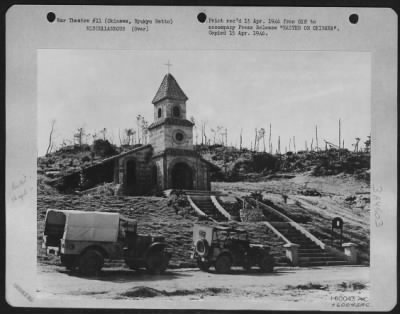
[210,196,232,221]
[261,221,292,245]
[251,198,292,222]
[288,221,326,250]
[250,197,327,250]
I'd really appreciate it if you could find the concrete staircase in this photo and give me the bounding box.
[269,222,348,266]
[188,194,228,222]
[247,198,351,266]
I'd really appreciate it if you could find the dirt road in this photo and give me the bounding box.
[36,264,369,310]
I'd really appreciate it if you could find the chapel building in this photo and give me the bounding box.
[64,72,217,195]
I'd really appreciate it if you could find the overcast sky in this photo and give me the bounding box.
[38,49,370,156]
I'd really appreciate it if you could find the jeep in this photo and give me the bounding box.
[42,209,171,276]
[191,223,274,273]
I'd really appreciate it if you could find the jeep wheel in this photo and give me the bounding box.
[146,252,168,275]
[79,249,104,276]
[61,254,77,270]
[197,259,211,272]
[215,255,232,274]
[259,254,274,273]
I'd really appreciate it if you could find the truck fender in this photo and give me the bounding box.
[80,245,109,259]
[218,249,233,261]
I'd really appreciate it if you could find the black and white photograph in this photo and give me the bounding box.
[5,6,397,310]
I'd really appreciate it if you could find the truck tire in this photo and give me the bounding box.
[215,255,232,274]
[146,252,168,275]
[197,259,211,271]
[259,254,274,273]
[61,254,77,270]
[125,261,141,271]
[195,239,209,257]
[242,259,252,272]
[79,249,104,276]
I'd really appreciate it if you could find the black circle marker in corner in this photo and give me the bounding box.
[47,12,56,23]
[197,12,207,23]
[349,14,358,24]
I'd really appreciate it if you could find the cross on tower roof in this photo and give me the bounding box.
[164,60,172,73]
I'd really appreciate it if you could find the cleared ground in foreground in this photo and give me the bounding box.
[36,265,370,309]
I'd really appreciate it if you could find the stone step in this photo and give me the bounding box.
[298,248,324,253]
[299,260,349,266]
[298,252,334,257]
[299,256,344,262]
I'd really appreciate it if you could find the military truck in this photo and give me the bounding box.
[191,223,274,274]
[42,209,171,276]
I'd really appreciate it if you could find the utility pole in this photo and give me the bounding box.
[316,125,319,151]
[338,119,341,149]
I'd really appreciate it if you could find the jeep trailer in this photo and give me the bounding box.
[191,223,274,274]
[42,209,171,276]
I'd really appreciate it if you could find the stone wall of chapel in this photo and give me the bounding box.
[149,124,193,154]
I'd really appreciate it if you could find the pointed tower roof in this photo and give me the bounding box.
[152,73,188,104]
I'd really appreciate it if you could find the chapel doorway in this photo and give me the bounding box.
[171,162,193,190]
[126,159,136,194]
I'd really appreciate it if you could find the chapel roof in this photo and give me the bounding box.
[152,73,188,104]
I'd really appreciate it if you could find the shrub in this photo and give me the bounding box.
[252,153,279,172]
[81,155,91,163]
[92,139,117,157]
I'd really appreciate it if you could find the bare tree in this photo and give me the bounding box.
[125,128,135,145]
[118,128,122,146]
[217,126,225,145]
[45,119,56,156]
[258,128,266,152]
[99,128,107,141]
[239,129,243,151]
[268,123,272,153]
[278,136,281,154]
[364,135,371,152]
[141,118,149,144]
[254,128,258,151]
[74,127,85,147]
[201,120,207,145]
[293,136,296,153]
[190,116,198,145]
[136,115,142,144]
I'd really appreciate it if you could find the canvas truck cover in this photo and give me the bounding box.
[63,210,120,242]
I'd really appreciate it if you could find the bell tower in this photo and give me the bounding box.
[148,72,194,153]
